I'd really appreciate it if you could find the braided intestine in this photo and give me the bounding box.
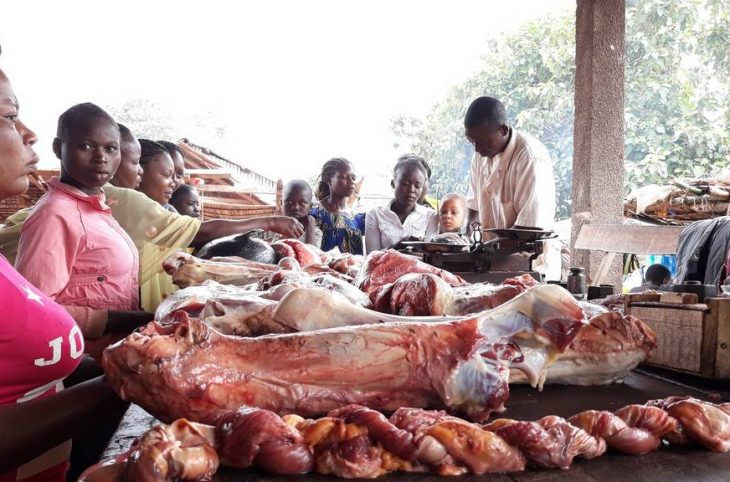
[79,396,730,482]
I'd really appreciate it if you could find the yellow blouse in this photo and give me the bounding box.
[0,184,201,313]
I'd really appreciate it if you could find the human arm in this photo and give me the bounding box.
[364,210,382,252]
[0,376,126,472]
[192,216,304,247]
[304,216,317,246]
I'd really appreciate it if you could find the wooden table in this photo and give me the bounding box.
[103,370,730,481]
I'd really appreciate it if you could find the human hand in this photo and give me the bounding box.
[269,216,305,239]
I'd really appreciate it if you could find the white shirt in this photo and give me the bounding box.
[365,202,438,252]
[466,126,556,230]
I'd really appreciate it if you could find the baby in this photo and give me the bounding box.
[438,193,467,233]
[170,184,201,218]
[282,179,322,247]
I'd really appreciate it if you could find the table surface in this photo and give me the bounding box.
[104,370,730,481]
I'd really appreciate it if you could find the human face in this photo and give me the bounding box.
[393,166,426,210]
[328,168,356,198]
[439,198,466,233]
[173,189,201,218]
[0,71,39,200]
[138,153,176,205]
[170,151,185,191]
[283,186,313,221]
[465,123,509,158]
[113,138,143,189]
[56,118,121,195]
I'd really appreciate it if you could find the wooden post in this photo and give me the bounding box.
[571,0,626,287]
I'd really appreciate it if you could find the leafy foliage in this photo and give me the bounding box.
[392,0,730,220]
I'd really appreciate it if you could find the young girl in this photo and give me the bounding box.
[109,123,143,189]
[137,139,177,212]
[365,155,438,251]
[170,183,201,218]
[311,157,366,254]
[157,140,186,192]
[16,103,152,358]
[0,67,126,482]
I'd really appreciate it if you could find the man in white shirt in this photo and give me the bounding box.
[464,97,556,231]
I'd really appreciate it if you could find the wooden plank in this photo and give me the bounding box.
[702,298,721,377]
[659,292,699,304]
[592,252,616,285]
[631,306,704,373]
[186,169,232,177]
[574,224,685,254]
[715,298,730,378]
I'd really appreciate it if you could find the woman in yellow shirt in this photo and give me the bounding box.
[0,131,302,312]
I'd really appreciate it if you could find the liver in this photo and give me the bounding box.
[102,370,730,481]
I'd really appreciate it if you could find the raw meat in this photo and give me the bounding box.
[510,311,657,385]
[103,285,585,424]
[80,396,730,481]
[354,249,467,294]
[369,272,539,316]
[271,239,328,266]
[163,252,276,288]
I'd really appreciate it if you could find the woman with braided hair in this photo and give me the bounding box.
[136,139,177,213]
[310,157,366,254]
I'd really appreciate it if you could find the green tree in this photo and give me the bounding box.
[393,0,730,220]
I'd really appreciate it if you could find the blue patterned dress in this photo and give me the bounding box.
[310,206,366,254]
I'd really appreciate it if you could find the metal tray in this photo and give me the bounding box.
[485,228,556,241]
[399,241,470,253]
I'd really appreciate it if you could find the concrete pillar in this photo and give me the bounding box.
[570,0,625,286]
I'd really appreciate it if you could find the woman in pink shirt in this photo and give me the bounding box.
[16,103,152,358]
[0,67,125,482]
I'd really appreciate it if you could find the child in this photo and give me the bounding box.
[281,179,321,247]
[438,193,467,233]
[16,103,153,358]
[170,184,201,218]
[109,123,143,189]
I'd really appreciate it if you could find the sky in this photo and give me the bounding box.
[0,0,574,196]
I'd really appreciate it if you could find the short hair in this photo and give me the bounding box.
[464,96,508,130]
[393,154,429,180]
[645,264,671,286]
[157,140,183,158]
[138,139,170,167]
[56,102,118,140]
[284,179,313,199]
[170,183,198,204]
[441,192,466,206]
[117,123,136,144]
[316,157,353,201]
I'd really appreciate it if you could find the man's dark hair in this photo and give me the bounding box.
[56,102,118,140]
[645,263,671,286]
[464,96,508,129]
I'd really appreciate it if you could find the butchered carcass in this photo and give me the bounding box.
[103,285,585,424]
[355,250,467,295]
[163,252,277,288]
[509,311,657,386]
[271,239,328,266]
[369,272,540,316]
